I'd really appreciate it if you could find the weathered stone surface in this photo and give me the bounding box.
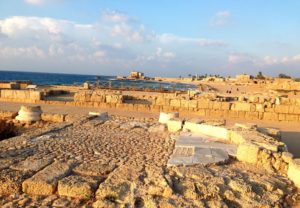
[190,124,229,140]
[236,143,260,164]
[22,161,73,195]
[166,118,183,132]
[0,169,31,195]
[158,112,179,124]
[58,175,98,199]
[16,105,42,122]
[182,118,203,132]
[287,159,300,188]
[10,157,53,172]
[96,179,135,204]
[73,162,116,177]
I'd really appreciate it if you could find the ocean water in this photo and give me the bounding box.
[0,71,196,91]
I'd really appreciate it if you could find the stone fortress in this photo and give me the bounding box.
[0,74,300,207]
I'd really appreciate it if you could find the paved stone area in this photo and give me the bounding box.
[0,116,298,207]
[168,132,237,166]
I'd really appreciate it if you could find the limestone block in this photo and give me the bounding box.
[0,169,31,195]
[180,99,189,108]
[158,112,179,124]
[22,161,73,195]
[10,157,53,172]
[170,99,181,107]
[287,159,300,188]
[197,99,210,109]
[231,102,253,111]
[89,111,109,120]
[188,100,198,108]
[221,102,231,110]
[105,94,123,104]
[16,105,42,122]
[58,175,98,199]
[190,124,230,140]
[236,143,260,164]
[41,113,65,122]
[167,119,183,132]
[96,180,135,203]
[73,162,116,177]
[274,105,289,114]
[90,93,106,102]
[182,118,203,132]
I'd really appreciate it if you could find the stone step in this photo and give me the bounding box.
[22,161,74,195]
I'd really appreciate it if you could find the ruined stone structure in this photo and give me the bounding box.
[16,106,42,122]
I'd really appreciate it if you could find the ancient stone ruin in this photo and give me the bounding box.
[0,110,299,207]
[16,106,42,123]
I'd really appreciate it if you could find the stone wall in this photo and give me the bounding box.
[72,90,300,122]
[0,89,42,102]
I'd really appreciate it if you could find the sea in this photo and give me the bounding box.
[0,71,196,91]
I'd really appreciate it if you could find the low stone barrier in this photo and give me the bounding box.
[0,89,42,102]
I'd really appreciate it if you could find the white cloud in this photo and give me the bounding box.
[94,50,106,58]
[210,11,231,27]
[0,46,46,58]
[25,0,44,5]
[102,10,129,22]
[158,33,225,46]
[228,53,256,64]
[263,54,300,65]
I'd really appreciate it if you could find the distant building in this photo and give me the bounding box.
[128,71,145,79]
[236,74,252,82]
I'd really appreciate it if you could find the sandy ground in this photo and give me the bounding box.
[1,101,300,158]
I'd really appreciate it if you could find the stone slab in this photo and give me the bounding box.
[58,175,98,199]
[10,157,53,172]
[73,162,116,177]
[22,161,73,195]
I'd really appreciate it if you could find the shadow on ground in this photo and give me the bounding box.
[281,131,300,158]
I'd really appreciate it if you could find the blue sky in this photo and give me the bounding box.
[0,0,300,77]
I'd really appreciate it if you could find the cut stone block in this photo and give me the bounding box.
[58,175,98,199]
[10,157,53,172]
[0,169,31,195]
[89,111,109,120]
[166,119,183,132]
[189,124,229,140]
[96,179,135,203]
[182,118,203,132]
[73,162,116,177]
[236,143,260,164]
[22,161,73,195]
[158,112,179,124]
[287,159,300,188]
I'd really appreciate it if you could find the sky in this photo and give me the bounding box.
[0,0,300,77]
